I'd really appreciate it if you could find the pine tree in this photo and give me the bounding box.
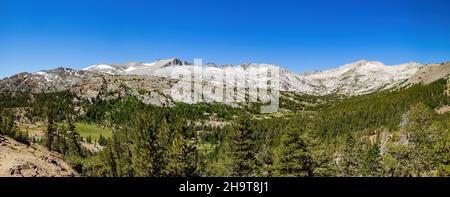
[46,99,55,151]
[229,113,257,177]
[177,124,198,176]
[362,143,383,177]
[273,123,314,177]
[131,124,155,176]
[302,131,337,176]
[406,103,442,176]
[98,134,108,146]
[341,133,363,176]
[106,125,135,177]
[67,119,82,156]
[153,112,172,176]
[435,129,450,176]
[163,126,198,177]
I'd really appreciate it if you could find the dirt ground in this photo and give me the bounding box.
[0,135,78,177]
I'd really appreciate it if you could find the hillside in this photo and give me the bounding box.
[0,135,78,177]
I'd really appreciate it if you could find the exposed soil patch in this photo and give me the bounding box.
[0,135,78,177]
[436,105,450,114]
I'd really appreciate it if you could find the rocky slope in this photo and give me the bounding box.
[410,62,450,85]
[0,135,78,177]
[293,60,424,95]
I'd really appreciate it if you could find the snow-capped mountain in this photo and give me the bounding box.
[0,58,448,105]
[294,60,424,95]
[82,58,191,75]
[0,67,100,92]
[81,58,445,96]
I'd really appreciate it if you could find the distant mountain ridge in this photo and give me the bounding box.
[0,58,448,105]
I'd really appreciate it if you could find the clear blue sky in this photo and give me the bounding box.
[1,0,450,78]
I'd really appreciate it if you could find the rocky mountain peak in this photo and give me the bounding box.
[240,63,275,70]
[165,58,185,66]
[339,60,385,71]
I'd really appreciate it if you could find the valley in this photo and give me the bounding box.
[0,59,449,177]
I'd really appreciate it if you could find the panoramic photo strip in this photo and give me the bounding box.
[0,0,449,195]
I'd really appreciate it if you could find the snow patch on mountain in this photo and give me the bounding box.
[81,58,429,96]
[292,60,423,95]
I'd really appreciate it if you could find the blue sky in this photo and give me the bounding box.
[1,0,450,78]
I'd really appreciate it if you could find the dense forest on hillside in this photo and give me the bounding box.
[0,78,449,177]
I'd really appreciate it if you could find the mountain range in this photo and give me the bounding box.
[1,58,449,106]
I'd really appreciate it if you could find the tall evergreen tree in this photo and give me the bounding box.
[341,133,363,176]
[46,97,55,151]
[153,111,172,176]
[274,123,314,177]
[163,126,198,177]
[302,131,337,176]
[435,129,450,176]
[362,143,384,177]
[229,113,257,177]
[405,103,442,176]
[66,119,82,156]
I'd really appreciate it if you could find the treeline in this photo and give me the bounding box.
[84,98,247,125]
[70,97,199,176]
[0,108,29,144]
[318,79,449,137]
[0,91,87,158]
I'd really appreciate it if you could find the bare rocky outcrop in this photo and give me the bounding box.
[409,62,450,85]
[0,135,78,177]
